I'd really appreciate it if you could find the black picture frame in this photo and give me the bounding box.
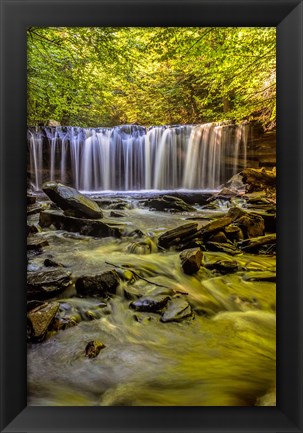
[1,0,302,432]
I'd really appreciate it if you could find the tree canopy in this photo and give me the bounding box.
[27,27,276,129]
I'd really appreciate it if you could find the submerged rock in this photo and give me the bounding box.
[42,181,103,219]
[85,340,106,358]
[27,269,73,300]
[76,270,120,297]
[179,247,203,274]
[109,211,125,218]
[142,195,196,212]
[158,222,199,249]
[130,295,170,312]
[161,297,192,322]
[126,238,156,254]
[27,302,59,342]
[205,259,239,274]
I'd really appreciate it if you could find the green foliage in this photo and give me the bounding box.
[27,27,276,128]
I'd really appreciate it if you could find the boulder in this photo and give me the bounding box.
[76,270,120,297]
[142,195,196,212]
[39,210,123,238]
[44,258,64,268]
[238,234,276,253]
[235,214,265,238]
[130,295,170,312]
[27,301,59,342]
[158,223,199,249]
[179,247,203,274]
[161,297,192,322]
[42,181,103,219]
[85,340,106,358]
[209,231,229,243]
[27,236,49,251]
[27,269,73,300]
[224,225,244,241]
[200,216,233,240]
[240,167,276,192]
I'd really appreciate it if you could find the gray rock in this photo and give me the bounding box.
[27,269,73,300]
[142,195,196,212]
[76,270,120,297]
[130,295,170,312]
[161,297,192,322]
[158,223,199,249]
[180,247,203,274]
[39,210,123,238]
[42,181,103,219]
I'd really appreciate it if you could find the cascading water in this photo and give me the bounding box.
[27,122,249,192]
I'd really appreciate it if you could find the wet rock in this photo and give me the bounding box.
[27,224,40,236]
[27,203,44,216]
[122,227,145,238]
[224,172,246,191]
[205,259,239,274]
[124,286,146,300]
[130,295,170,312]
[235,214,265,238]
[209,231,228,243]
[27,194,36,205]
[161,297,192,322]
[110,211,125,218]
[241,167,276,192]
[242,271,276,282]
[27,301,59,342]
[200,216,233,240]
[224,224,244,242]
[238,234,276,253]
[145,286,174,297]
[206,241,241,256]
[142,195,196,212]
[85,340,106,358]
[126,238,156,254]
[44,258,64,268]
[76,270,120,297]
[39,210,123,238]
[108,201,133,210]
[208,188,241,202]
[27,236,49,251]
[42,181,103,219]
[158,222,199,249]
[27,269,73,300]
[179,247,203,275]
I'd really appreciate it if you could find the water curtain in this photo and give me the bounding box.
[28,123,249,192]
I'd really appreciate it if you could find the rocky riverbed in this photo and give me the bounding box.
[27,168,276,406]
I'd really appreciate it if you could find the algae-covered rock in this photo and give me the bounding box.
[161,297,192,322]
[27,269,73,300]
[130,295,170,312]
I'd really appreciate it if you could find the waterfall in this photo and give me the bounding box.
[27,123,249,192]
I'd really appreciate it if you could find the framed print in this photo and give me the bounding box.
[0,0,302,432]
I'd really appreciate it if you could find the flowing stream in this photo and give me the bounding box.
[27,202,276,406]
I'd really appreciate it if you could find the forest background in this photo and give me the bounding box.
[27,27,276,129]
